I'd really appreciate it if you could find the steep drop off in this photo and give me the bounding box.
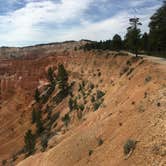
[0,46,165,166]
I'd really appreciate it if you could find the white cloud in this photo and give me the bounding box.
[0,0,162,46]
[0,0,93,46]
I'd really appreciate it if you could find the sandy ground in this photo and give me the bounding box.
[0,49,166,166]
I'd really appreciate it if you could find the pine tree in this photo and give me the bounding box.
[57,64,68,91]
[149,1,166,53]
[24,130,35,156]
[34,89,40,102]
[47,67,55,84]
[140,32,149,51]
[31,109,36,124]
[35,110,44,134]
[68,98,73,112]
[125,17,142,57]
[112,34,122,51]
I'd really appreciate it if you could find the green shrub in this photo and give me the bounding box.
[47,67,55,84]
[91,95,95,103]
[24,130,36,156]
[145,76,152,83]
[82,80,86,87]
[123,139,136,155]
[62,113,70,127]
[31,109,36,124]
[79,104,85,111]
[34,88,40,102]
[40,134,48,151]
[89,83,94,89]
[94,102,101,111]
[96,90,105,99]
[98,138,104,146]
[88,150,93,156]
[68,98,74,112]
[35,110,44,134]
[57,64,68,91]
[77,110,82,120]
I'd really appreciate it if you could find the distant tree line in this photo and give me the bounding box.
[80,1,166,58]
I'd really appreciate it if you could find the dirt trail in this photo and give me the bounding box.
[127,52,166,65]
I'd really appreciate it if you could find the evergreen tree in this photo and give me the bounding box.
[125,17,142,57]
[141,32,149,51]
[40,134,48,151]
[35,110,44,134]
[149,1,166,52]
[47,67,55,84]
[62,113,70,127]
[34,88,40,102]
[68,98,74,112]
[24,130,35,156]
[57,64,68,91]
[31,109,36,124]
[112,34,122,51]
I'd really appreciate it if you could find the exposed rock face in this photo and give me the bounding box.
[0,40,87,59]
[0,42,165,166]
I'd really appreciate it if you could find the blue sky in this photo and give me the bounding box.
[0,0,163,47]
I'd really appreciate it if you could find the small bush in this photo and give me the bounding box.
[34,89,40,102]
[123,139,136,155]
[31,109,36,124]
[62,113,70,127]
[126,60,131,66]
[93,102,101,111]
[145,76,152,83]
[79,104,85,111]
[96,90,105,100]
[2,160,7,165]
[98,138,104,146]
[88,150,93,156]
[89,83,94,90]
[98,72,101,77]
[40,134,48,151]
[77,110,82,120]
[68,98,74,112]
[91,95,95,103]
[157,102,161,107]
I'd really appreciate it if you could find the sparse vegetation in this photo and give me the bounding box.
[57,64,68,91]
[34,88,40,102]
[96,90,105,100]
[123,139,136,155]
[77,110,83,120]
[93,101,102,111]
[40,134,48,151]
[31,108,36,124]
[62,113,70,127]
[47,67,55,84]
[24,130,36,156]
[35,110,44,134]
[88,150,93,156]
[145,76,152,83]
[98,138,104,146]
